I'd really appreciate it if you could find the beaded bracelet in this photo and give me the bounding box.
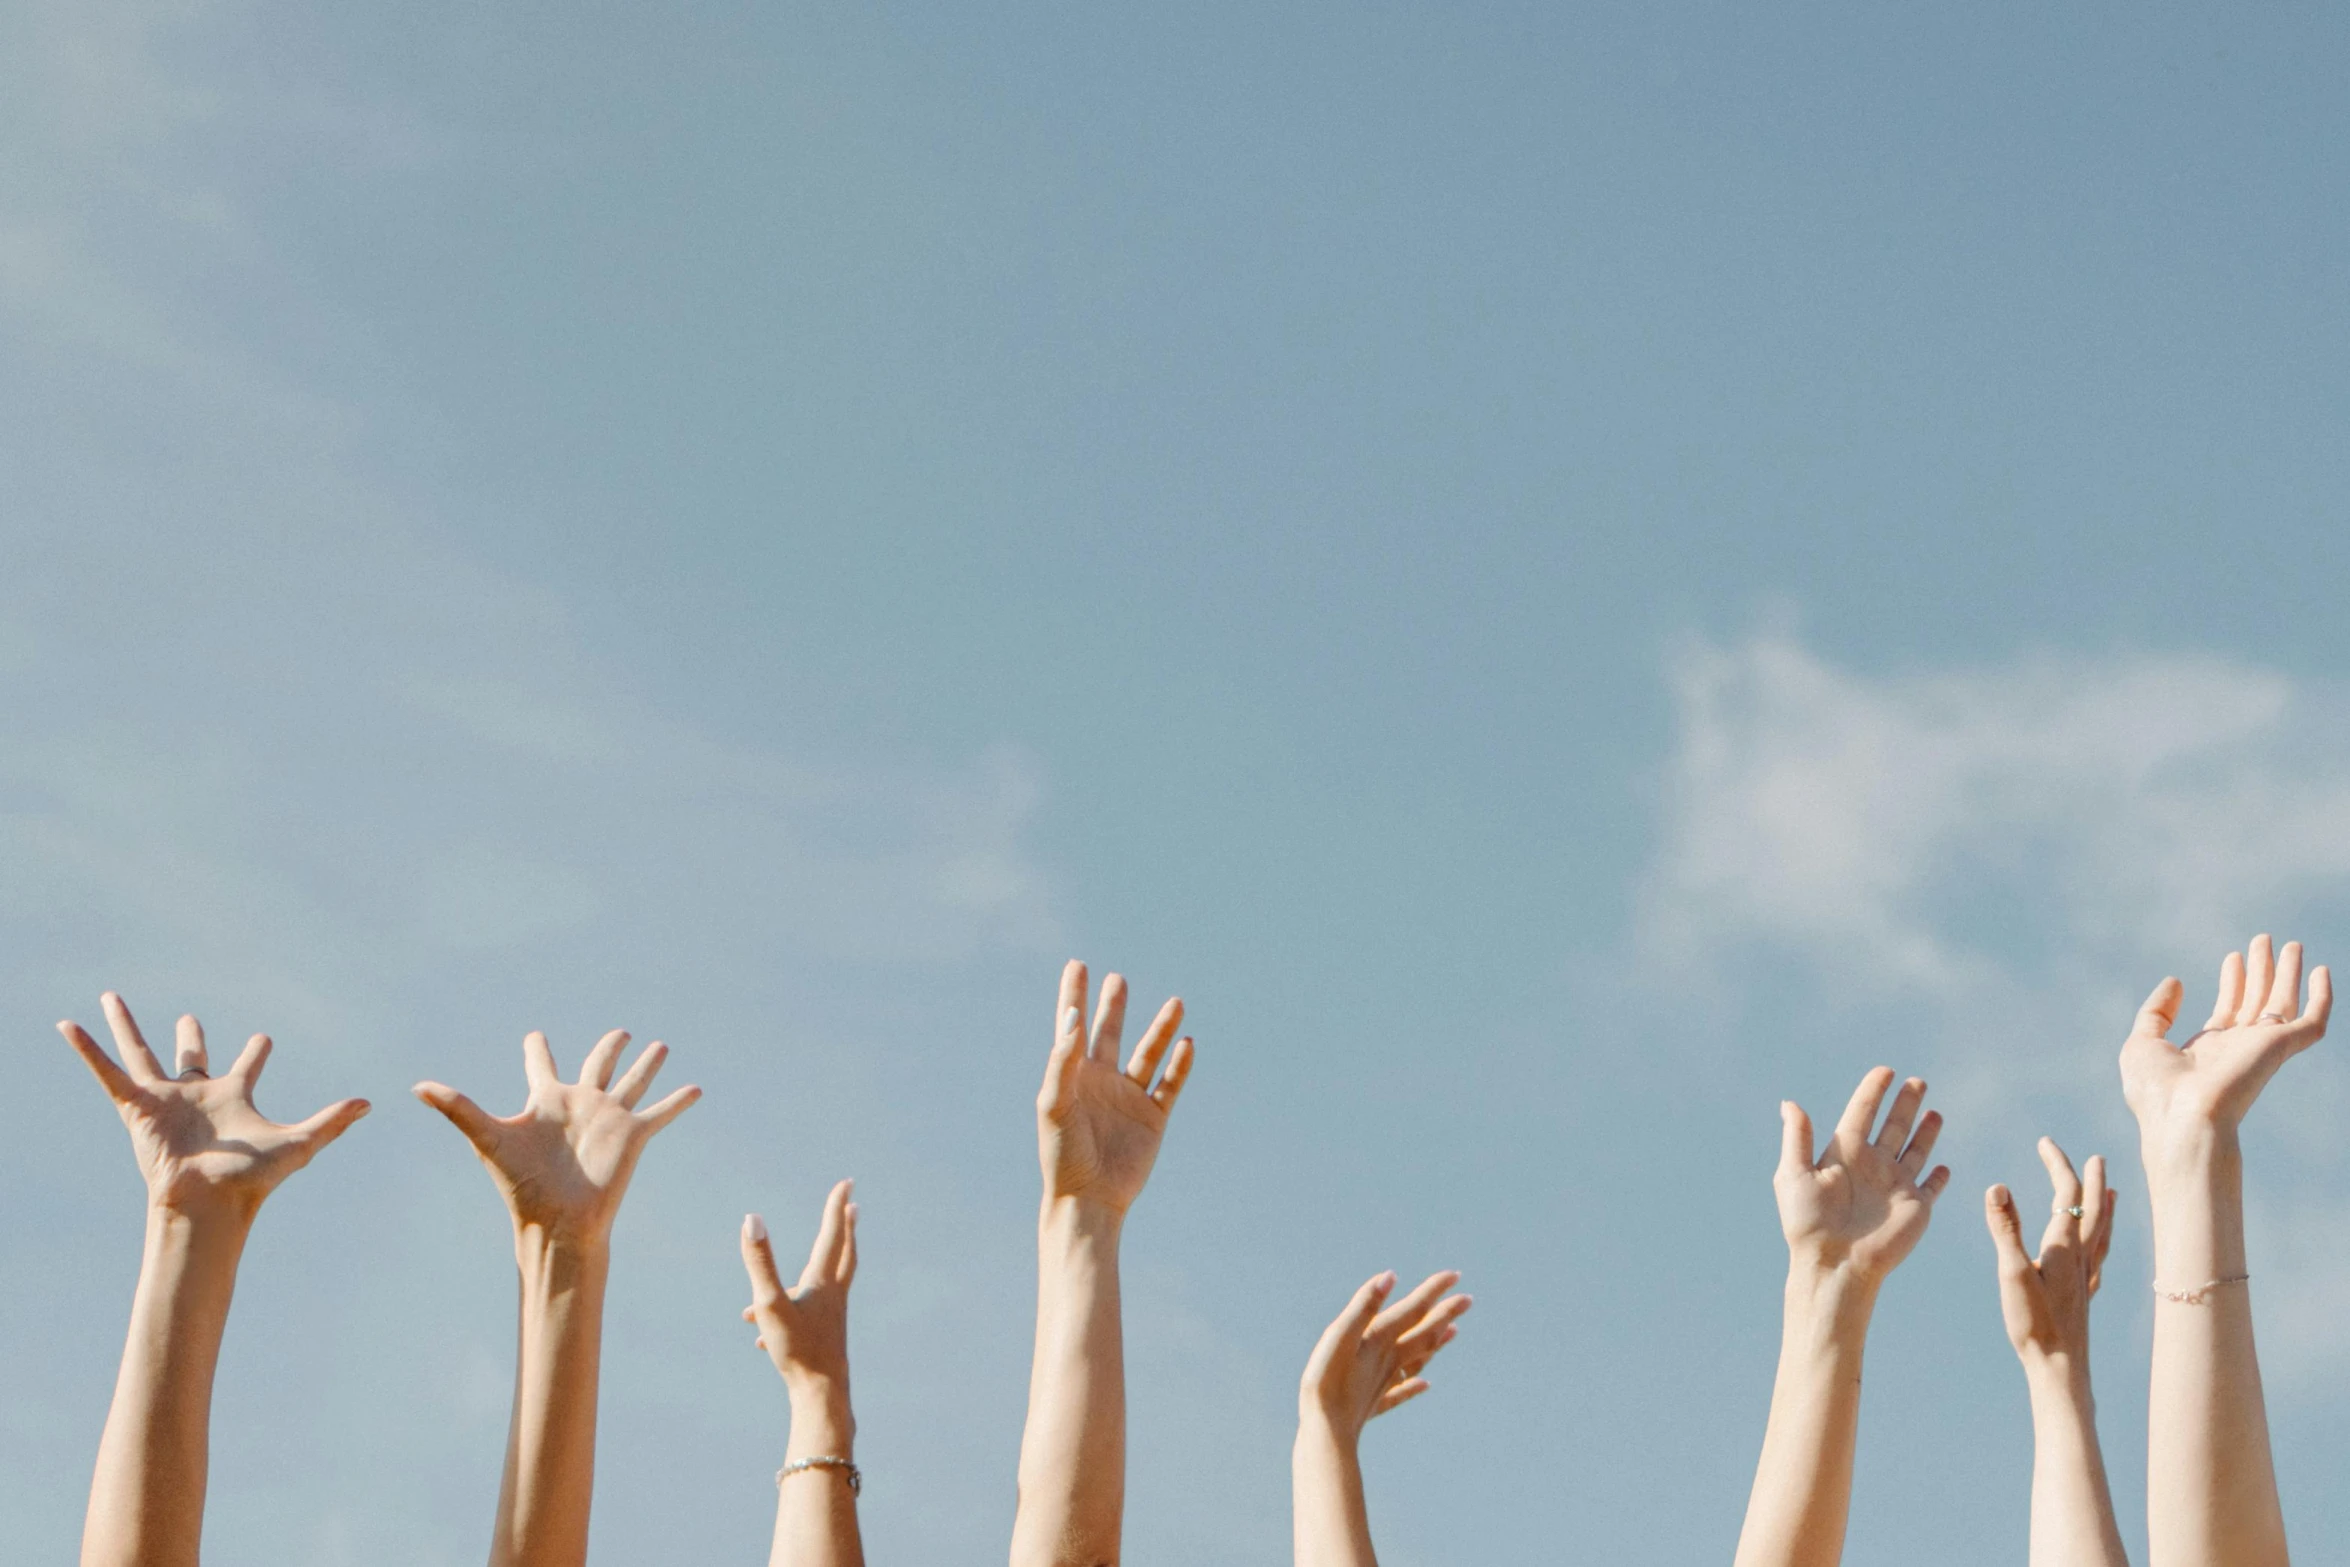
[2153,1273,2249,1305]
[777,1455,861,1495]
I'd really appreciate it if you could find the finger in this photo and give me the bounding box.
[1040,1002,1086,1114]
[1089,972,1129,1065]
[741,1213,789,1307]
[414,1082,502,1156]
[1314,1271,1396,1364]
[522,1031,561,1091]
[1919,1165,1951,1202]
[2080,1152,2108,1250]
[2087,1174,2117,1289]
[285,1097,371,1155]
[1398,1319,1464,1378]
[2035,1137,2083,1212]
[1057,958,1089,1039]
[2297,965,2334,1046]
[1834,1065,1899,1144]
[101,994,168,1082]
[1897,1110,1943,1176]
[58,1021,138,1104]
[2262,940,2304,1026]
[803,1179,852,1289]
[2132,976,2184,1041]
[636,1082,701,1133]
[840,1200,859,1284]
[223,1034,273,1091]
[1125,997,1184,1088]
[174,1015,210,1078]
[2239,935,2276,1028]
[1984,1185,2033,1274]
[1149,1037,1195,1112]
[610,1040,670,1108]
[1371,1377,1431,1417]
[1778,1101,1815,1178]
[1369,1270,1461,1340]
[1393,1293,1473,1358]
[1872,1077,1926,1154]
[2205,950,2244,1033]
[580,1030,630,1089]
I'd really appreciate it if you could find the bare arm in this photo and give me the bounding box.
[742,1181,865,1567]
[65,995,368,1567]
[1986,1142,2128,1567]
[1733,1068,1950,1567]
[1292,1271,1470,1567]
[2120,937,2328,1567]
[417,1029,700,1567]
[1010,961,1195,1567]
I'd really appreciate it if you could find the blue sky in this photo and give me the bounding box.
[4,2,2350,1563]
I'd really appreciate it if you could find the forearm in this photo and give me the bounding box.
[1732,1268,1877,1567]
[2023,1362,2128,1567]
[1292,1419,1375,1567]
[2142,1133,2285,1567]
[1011,1199,1126,1567]
[82,1202,252,1567]
[770,1383,863,1567]
[490,1229,611,1567]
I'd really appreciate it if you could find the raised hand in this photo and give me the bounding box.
[60,992,369,1219]
[742,1180,860,1395]
[1036,960,1194,1214]
[414,1030,699,1246]
[1774,1066,1950,1282]
[2121,934,2331,1159]
[1300,1270,1472,1449]
[1986,1140,2115,1367]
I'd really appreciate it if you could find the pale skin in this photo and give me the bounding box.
[1986,1140,2127,1567]
[416,1030,700,1567]
[741,1180,864,1567]
[1292,1270,1471,1567]
[61,993,370,1567]
[1010,960,1195,1567]
[1733,1066,1950,1567]
[2121,935,2330,1567]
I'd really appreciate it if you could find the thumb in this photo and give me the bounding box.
[1307,1271,1394,1382]
[2132,976,2183,1041]
[414,1082,500,1158]
[1778,1100,1815,1178]
[1038,1007,1085,1117]
[1984,1184,2033,1273]
[286,1098,371,1157]
[741,1213,791,1315]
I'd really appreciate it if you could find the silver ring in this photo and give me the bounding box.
[2064,1205,2085,1218]
[2256,1012,2290,1025]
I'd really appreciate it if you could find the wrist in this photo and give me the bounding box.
[147,1190,259,1239]
[786,1382,856,1459]
[2020,1349,2094,1402]
[1038,1194,1126,1249]
[2138,1118,2242,1185]
[1294,1405,1361,1459]
[512,1221,613,1285]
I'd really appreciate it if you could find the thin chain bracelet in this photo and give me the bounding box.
[2154,1273,2249,1305]
[777,1455,861,1495]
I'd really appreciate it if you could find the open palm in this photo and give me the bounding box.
[61,993,369,1217]
[1775,1067,1949,1282]
[2121,935,2331,1149]
[1301,1269,1472,1445]
[416,1029,699,1244]
[1037,962,1195,1214]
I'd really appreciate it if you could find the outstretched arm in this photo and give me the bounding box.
[64,994,369,1567]
[742,1180,865,1567]
[1010,961,1195,1567]
[1733,1067,1950,1567]
[1986,1141,2127,1567]
[1292,1270,1471,1567]
[417,1029,700,1567]
[2121,936,2328,1567]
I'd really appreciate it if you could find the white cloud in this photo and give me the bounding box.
[1645,629,2350,1375]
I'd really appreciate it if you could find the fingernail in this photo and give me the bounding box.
[1377,1270,1397,1289]
[745,1214,767,1242]
[1061,1007,1081,1038]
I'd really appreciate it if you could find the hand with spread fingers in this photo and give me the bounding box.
[1014,960,1197,1567]
[742,1182,865,1567]
[1293,1271,1472,1567]
[417,1031,699,1567]
[1036,961,1194,1216]
[62,991,370,1220]
[61,994,368,1567]
[2121,936,2325,1567]
[415,1029,700,1248]
[1736,1068,1951,1567]
[1985,1141,2128,1567]
[1773,1066,1951,1284]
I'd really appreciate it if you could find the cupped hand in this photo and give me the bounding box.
[2120,935,2331,1156]
[1300,1270,1472,1447]
[414,1030,699,1246]
[1985,1138,2114,1368]
[1036,960,1194,1215]
[1775,1067,1951,1282]
[741,1179,858,1395]
[61,993,369,1220]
